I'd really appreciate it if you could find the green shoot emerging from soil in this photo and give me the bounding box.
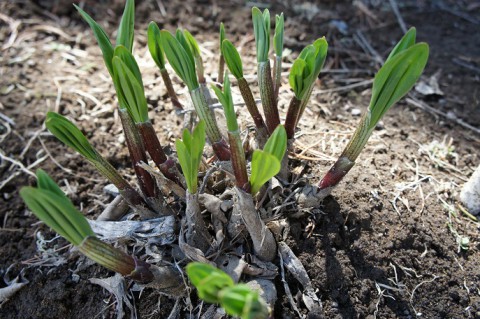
[319,28,429,192]
[20,170,154,283]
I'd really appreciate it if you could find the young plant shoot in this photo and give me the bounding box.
[212,72,249,191]
[218,23,226,84]
[113,45,181,187]
[318,28,429,194]
[45,112,150,214]
[252,7,280,134]
[285,38,328,139]
[222,39,268,144]
[176,121,212,252]
[186,262,269,319]
[273,13,284,102]
[229,125,287,261]
[160,30,231,161]
[147,21,183,110]
[21,170,184,292]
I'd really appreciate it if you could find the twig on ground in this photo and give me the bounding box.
[388,0,408,33]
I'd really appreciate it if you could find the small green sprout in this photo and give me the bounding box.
[252,7,270,63]
[218,22,226,84]
[250,125,287,195]
[20,170,154,283]
[160,30,198,91]
[222,39,267,139]
[285,37,328,138]
[45,112,148,208]
[186,262,268,319]
[161,29,229,160]
[147,21,183,110]
[212,73,249,190]
[273,13,284,100]
[252,7,280,134]
[112,46,148,123]
[184,30,205,83]
[175,121,206,194]
[319,29,429,190]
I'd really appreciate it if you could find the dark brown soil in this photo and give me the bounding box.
[1,0,479,318]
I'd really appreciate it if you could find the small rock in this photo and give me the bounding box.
[460,165,480,215]
[351,108,361,116]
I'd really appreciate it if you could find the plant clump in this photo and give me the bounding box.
[20,1,429,317]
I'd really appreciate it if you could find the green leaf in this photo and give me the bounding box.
[20,186,94,246]
[184,30,201,58]
[252,7,270,62]
[112,55,149,123]
[289,58,308,99]
[273,13,284,57]
[220,285,268,319]
[250,150,280,195]
[113,45,143,88]
[222,40,243,79]
[36,169,65,197]
[147,22,166,70]
[74,4,114,76]
[175,121,206,193]
[186,262,234,304]
[160,30,198,90]
[116,0,135,52]
[386,27,416,62]
[289,37,328,99]
[263,125,287,162]
[45,112,98,162]
[212,74,237,132]
[368,43,429,129]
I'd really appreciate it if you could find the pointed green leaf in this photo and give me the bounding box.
[369,43,429,129]
[45,112,98,161]
[212,74,237,132]
[116,0,135,52]
[160,30,198,90]
[386,27,416,62]
[74,4,114,76]
[263,125,287,162]
[36,169,65,197]
[147,22,166,69]
[273,13,284,57]
[250,150,281,195]
[176,121,205,193]
[184,30,201,58]
[289,58,307,98]
[252,7,270,62]
[113,45,143,87]
[112,56,149,123]
[20,187,94,246]
[222,40,243,79]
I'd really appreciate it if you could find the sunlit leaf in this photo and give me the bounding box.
[222,40,243,79]
[116,0,135,52]
[147,22,166,69]
[74,4,114,76]
[250,150,280,195]
[262,125,287,162]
